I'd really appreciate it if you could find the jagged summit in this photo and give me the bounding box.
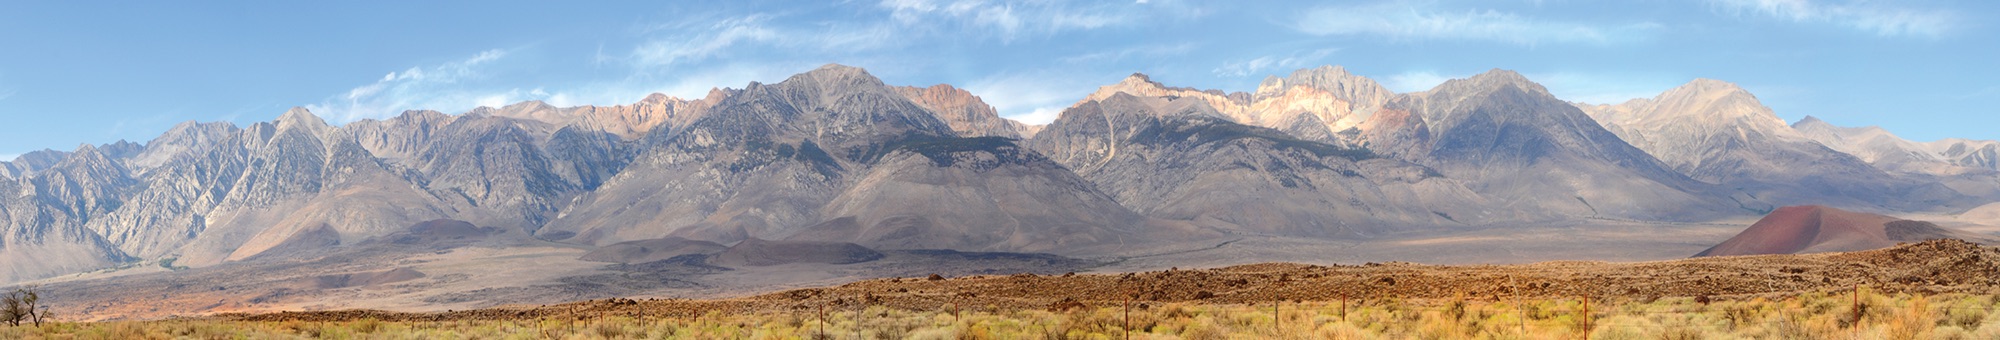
[784,63,887,89]
[1794,115,1827,127]
[275,107,330,132]
[1257,65,1354,93]
[1457,68,1545,93]
[1618,78,1787,129]
[1103,72,1171,94]
[892,83,1032,138]
[1680,78,1745,93]
[502,100,555,112]
[1124,72,1157,83]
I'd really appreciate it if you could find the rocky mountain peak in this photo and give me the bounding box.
[1462,69,1542,92]
[394,110,451,123]
[703,88,735,102]
[1082,72,1224,107]
[785,63,887,89]
[1256,75,1286,94]
[1679,78,1745,94]
[1260,65,1394,115]
[1092,73,1170,96]
[276,107,331,133]
[1124,72,1157,83]
[1640,78,1785,128]
[1417,69,1553,106]
[69,142,102,157]
[501,100,556,114]
[892,84,1027,138]
[1793,115,1828,128]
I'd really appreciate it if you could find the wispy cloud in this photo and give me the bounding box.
[1707,0,1958,38]
[619,14,902,74]
[1953,86,2000,100]
[1213,48,1339,77]
[309,49,533,122]
[1059,42,1197,64]
[1295,0,1661,46]
[0,71,15,102]
[880,0,1134,43]
[629,15,781,68]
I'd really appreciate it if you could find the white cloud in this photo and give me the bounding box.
[308,49,527,122]
[1212,48,1339,78]
[1381,70,1459,93]
[1013,106,1066,125]
[1707,0,1958,38]
[0,154,17,162]
[1295,0,1660,45]
[964,71,1106,125]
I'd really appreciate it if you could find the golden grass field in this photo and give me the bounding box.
[8,290,2000,339]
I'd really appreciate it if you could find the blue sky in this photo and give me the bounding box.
[1,0,1994,159]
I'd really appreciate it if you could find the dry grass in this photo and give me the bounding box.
[12,291,2000,339]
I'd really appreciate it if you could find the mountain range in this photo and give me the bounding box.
[3,64,1995,284]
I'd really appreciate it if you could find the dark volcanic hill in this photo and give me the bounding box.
[1695,205,1985,257]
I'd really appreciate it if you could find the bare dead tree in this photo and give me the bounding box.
[1,289,23,327]
[21,286,41,327]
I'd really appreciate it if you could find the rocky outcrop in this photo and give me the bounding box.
[0,144,135,283]
[1930,138,2000,172]
[1,149,72,179]
[1792,116,2000,176]
[479,91,727,140]
[893,85,1032,139]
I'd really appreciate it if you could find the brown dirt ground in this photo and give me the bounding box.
[230,239,2000,323]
